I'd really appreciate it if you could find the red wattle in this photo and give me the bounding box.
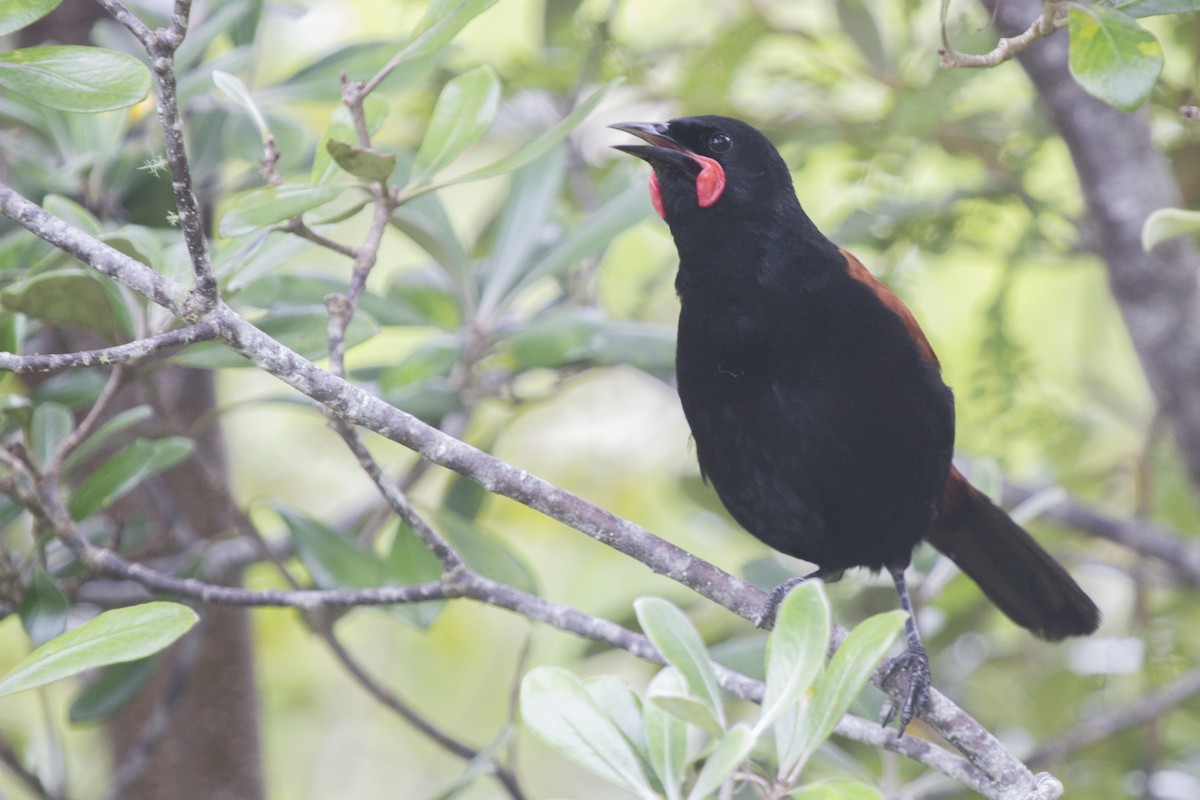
[649,172,666,219]
[694,156,725,208]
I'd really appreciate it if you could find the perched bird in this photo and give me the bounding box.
[612,115,1099,732]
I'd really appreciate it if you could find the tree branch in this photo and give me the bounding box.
[940,6,1067,69]
[0,181,1053,799]
[0,322,221,374]
[981,0,1200,496]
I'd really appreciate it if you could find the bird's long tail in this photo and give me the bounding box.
[925,468,1099,640]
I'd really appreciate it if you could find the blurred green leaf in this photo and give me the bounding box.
[1,268,134,343]
[68,436,194,520]
[758,581,828,736]
[509,181,650,300]
[1114,0,1200,18]
[0,46,151,112]
[585,676,649,763]
[789,778,884,800]
[396,0,501,64]
[312,99,389,183]
[436,510,538,596]
[644,670,688,800]
[390,195,471,281]
[521,666,656,799]
[218,184,346,237]
[442,472,489,522]
[380,336,461,391]
[213,69,270,144]
[778,610,906,776]
[280,508,385,590]
[19,569,69,647]
[502,309,675,374]
[412,65,501,183]
[30,401,72,470]
[325,139,397,182]
[0,0,62,37]
[1068,6,1163,111]
[69,654,161,724]
[647,681,725,739]
[62,405,154,474]
[836,0,889,73]
[686,723,754,800]
[477,149,566,316]
[1142,207,1200,250]
[0,602,198,698]
[415,79,620,191]
[635,597,725,731]
[386,521,445,627]
[680,18,768,113]
[273,42,435,102]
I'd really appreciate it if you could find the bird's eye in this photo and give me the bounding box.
[707,132,732,154]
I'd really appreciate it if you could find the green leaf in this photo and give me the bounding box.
[67,437,194,520]
[275,41,435,103]
[520,666,656,799]
[644,670,688,800]
[62,405,154,474]
[1114,0,1200,19]
[325,140,397,183]
[648,687,726,738]
[686,724,755,800]
[758,582,829,736]
[279,508,385,590]
[436,511,538,596]
[19,569,69,647]
[0,0,62,37]
[412,79,620,192]
[213,69,271,144]
[0,46,151,113]
[789,779,884,800]
[218,184,346,237]
[43,194,102,237]
[1068,6,1163,111]
[1142,207,1200,250]
[502,310,676,375]
[778,610,906,777]
[585,676,649,763]
[1,268,134,343]
[634,597,726,731]
[312,98,390,183]
[385,521,445,627]
[30,401,73,469]
[394,0,501,65]
[411,65,501,183]
[0,602,198,698]
[477,149,566,317]
[508,181,650,300]
[836,0,889,74]
[69,654,162,724]
[389,196,471,281]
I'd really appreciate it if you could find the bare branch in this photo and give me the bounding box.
[940,9,1067,69]
[1029,666,1200,765]
[95,0,154,48]
[0,322,221,374]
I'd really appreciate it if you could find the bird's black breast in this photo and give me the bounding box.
[675,258,955,573]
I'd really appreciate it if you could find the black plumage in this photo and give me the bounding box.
[613,115,1099,731]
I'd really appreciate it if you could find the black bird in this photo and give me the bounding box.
[612,115,1099,732]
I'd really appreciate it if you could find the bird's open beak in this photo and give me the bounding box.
[609,121,701,174]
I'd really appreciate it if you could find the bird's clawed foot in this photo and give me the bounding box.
[880,644,931,735]
[755,569,842,628]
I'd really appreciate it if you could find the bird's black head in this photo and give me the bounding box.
[610,115,798,225]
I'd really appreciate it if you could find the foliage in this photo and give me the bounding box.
[522,585,903,799]
[0,0,1196,798]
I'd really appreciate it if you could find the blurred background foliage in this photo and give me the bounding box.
[1,0,1199,798]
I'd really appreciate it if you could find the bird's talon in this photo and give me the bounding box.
[881,649,931,735]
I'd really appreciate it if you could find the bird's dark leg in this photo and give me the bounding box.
[755,567,844,628]
[881,564,931,735]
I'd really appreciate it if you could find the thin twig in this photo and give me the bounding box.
[0,323,221,374]
[1028,666,1200,765]
[285,219,359,258]
[939,5,1067,69]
